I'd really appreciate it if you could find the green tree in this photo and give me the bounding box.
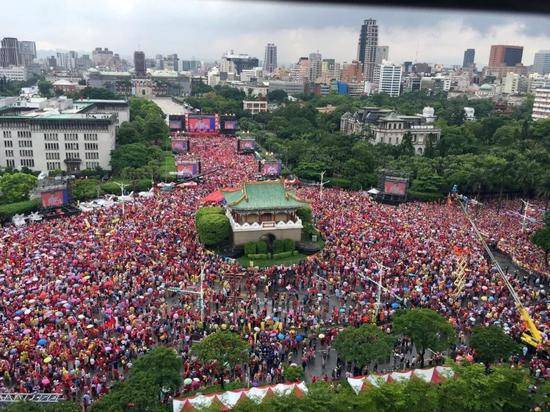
[6,401,80,412]
[144,112,169,146]
[116,121,142,145]
[37,79,53,97]
[0,172,37,204]
[531,213,550,266]
[110,143,163,174]
[196,213,230,246]
[393,308,455,367]
[333,324,394,370]
[470,326,519,371]
[72,179,101,201]
[191,330,249,388]
[267,89,288,103]
[283,365,305,382]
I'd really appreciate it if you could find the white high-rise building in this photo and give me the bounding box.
[378,62,402,97]
[532,88,550,120]
[263,43,277,73]
[308,52,322,82]
[533,50,550,75]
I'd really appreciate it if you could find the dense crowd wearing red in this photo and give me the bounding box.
[0,136,547,399]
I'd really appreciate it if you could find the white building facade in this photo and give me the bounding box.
[0,65,28,81]
[532,88,550,120]
[378,62,402,97]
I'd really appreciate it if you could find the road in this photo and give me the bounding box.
[150,97,190,116]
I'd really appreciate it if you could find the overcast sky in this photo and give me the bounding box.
[3,0,550,66]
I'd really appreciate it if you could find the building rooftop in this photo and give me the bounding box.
[222,181,308,211]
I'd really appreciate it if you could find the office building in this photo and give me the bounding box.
[403,61,413,74]
[243,100,268,114]
[375,46,389,65]
[290,57,310,83]
[0,65,28,81]
[92,47,115,68]
[463,48,475,68]
[319,59,340,83]
[221,52,259,75]
[357,19,378,82]
[181,60,201,73]
[532,88,550,120]
[0,37,20,67]
[533,50,550,75]
[268,80,305,96]
[489,45,523,67]
[18,41,36,66]
[340,61,363,83]
[164,54,179,72]
[0,98,129,172]
[378,62,402,97]
[263,43,277,74]
[309,52,322,82]
[134,51,146,77]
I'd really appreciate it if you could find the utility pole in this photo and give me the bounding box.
[165,265,206,323]
[319,171,330,201]
[521,199,530,233]
[113,182,128,216]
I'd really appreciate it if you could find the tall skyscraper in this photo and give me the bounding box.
[533,50,550,75]
[0,37,20,67]
[378,62,402,97]
[308,51,322,82]
[357,19,378,82]
[134,51,146,77]
[463,48,475,68]
[264,43,277,73]
[18,41,36,66]
[489,45,523,67]
[164,54,179,71]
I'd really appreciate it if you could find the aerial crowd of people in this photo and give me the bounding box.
[0,135,547,401]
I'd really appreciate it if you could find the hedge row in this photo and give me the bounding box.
[244,240,268,256]
[408,190,444,202]
[272,250,299,259]
[245,239,295,257]
[248,250,299,261]
[273,239,295,254]
[0,199,41,221]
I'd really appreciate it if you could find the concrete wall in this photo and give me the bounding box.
[233,227,302,246]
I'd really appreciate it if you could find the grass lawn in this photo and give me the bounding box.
[237,253,308,268]
[159,151,176,177]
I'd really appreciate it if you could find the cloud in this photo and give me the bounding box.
[4,0,550,66]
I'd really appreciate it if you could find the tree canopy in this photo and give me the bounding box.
[469,325,519,369]
[0,172,37,204]
[333,324,394,369]
[393,308,455,367]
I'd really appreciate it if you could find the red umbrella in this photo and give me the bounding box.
[202,190,225,205]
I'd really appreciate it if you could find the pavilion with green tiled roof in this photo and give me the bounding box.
[221,180,309,246]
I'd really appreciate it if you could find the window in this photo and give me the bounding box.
[44,133,59,141]
[64,133,78,141]
[86,161,100,169]
[84,142,98,151]
[4,140,13,147]
[18,140,32,148]
[46,152,60,160]
[20,159,34,168]
[17,131,31,138]
[84,133,98,141]
[5,149,14,157]
[45,142,59,150]
[3,131,13,138]
[85,152,99,159]
[65,142,79,150]
[19,149,33,157]
[66,152,80,159]
[6,159,15,168]
[47,161,61,170]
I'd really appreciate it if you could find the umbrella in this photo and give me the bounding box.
[37,339,47,346]
[296,335,304,342]
[10,348,17,354]
[318,333,325,339]
[44,356,52,364]
[391,302,400,309]
[277,333,285,340]
[184,378,192,385]
[41,378,50,385]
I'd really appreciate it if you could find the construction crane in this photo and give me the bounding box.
[454,195,543,348]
